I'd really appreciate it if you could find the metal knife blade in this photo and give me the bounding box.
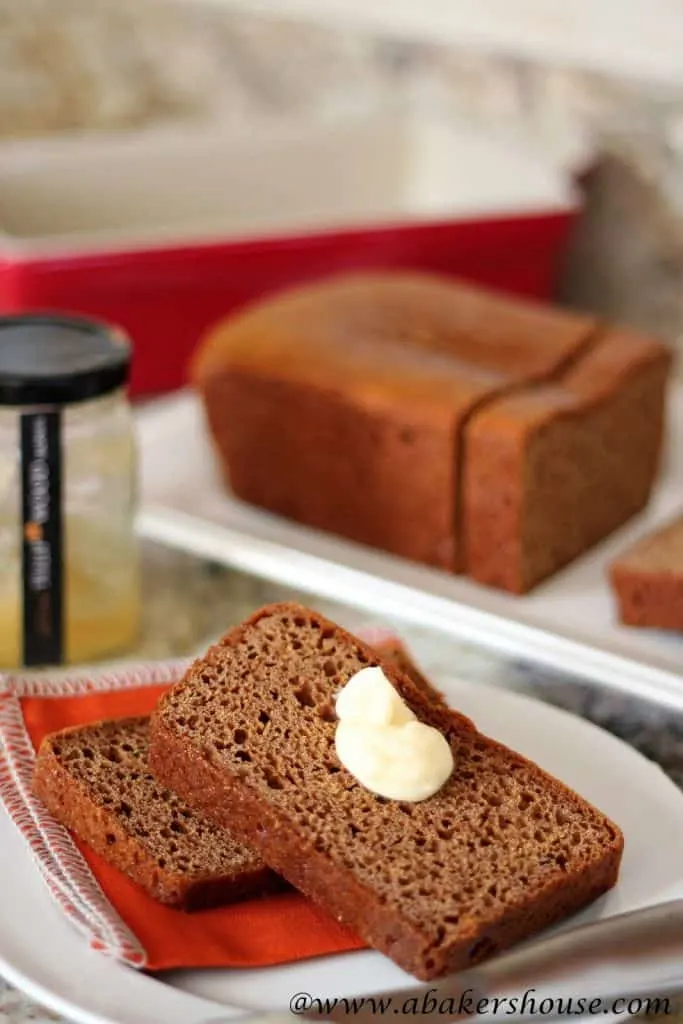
[296,899,683,1023]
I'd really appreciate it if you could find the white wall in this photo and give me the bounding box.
[189,0,683,87]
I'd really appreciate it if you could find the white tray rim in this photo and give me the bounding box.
[136,503,683,714]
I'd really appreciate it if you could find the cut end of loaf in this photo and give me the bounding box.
[192,270,671,595]
[609,515,683,631]
[151,601,624,978]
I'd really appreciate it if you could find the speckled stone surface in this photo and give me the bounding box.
[3,540,683,1022]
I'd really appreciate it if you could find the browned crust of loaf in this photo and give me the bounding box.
[191,273,599,386]
[149,603,623,979]
[32,720,277,910]
[463,329,671,594]
[193,271,671,593]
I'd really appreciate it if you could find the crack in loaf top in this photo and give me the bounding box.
[191,273,600,411]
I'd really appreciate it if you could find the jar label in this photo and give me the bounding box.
[20,411,63,666]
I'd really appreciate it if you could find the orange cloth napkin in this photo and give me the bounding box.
[20,682,366,972]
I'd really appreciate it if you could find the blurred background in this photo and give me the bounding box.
[2,0,683,669]
[1,0,683,371]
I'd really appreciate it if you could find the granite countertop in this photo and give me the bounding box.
[2,539,683,1022]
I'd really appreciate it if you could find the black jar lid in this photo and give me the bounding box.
[0,313,131,407]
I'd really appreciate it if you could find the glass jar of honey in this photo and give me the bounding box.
[0,314,140,668]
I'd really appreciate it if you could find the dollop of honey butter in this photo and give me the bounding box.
[334,666,453,802]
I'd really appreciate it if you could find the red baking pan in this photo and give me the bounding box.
[0,113,578,398]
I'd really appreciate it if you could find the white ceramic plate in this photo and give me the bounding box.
[137,388,683,712]
[2,674,683,1024]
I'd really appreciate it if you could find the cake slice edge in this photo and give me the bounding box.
[32,717,278,910]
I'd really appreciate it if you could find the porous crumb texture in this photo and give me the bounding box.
[150,603,624,978]
[32,717,276,908]
[463,329,671,593]
[609,515,683,630]
[371,640,447,708]
[610,514,683,573]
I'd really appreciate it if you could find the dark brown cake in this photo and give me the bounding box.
[192,272,601,574]
[609,515,683,630]
[192,272,670,592]
[149,603,623,980]
[31,634,439,909]
[32,716,278,909]
[463,328,671,593]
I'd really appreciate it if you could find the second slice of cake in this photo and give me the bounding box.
[149,602,623,980]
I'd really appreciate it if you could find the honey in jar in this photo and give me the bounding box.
[0,314,140,668]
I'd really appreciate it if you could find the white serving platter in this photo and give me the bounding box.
[3,673,683,1024]
[137,386,683,712]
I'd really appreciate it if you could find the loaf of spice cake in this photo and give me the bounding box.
[149,602,623,980]
[191,273,670,593]
[609,515,683,630]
